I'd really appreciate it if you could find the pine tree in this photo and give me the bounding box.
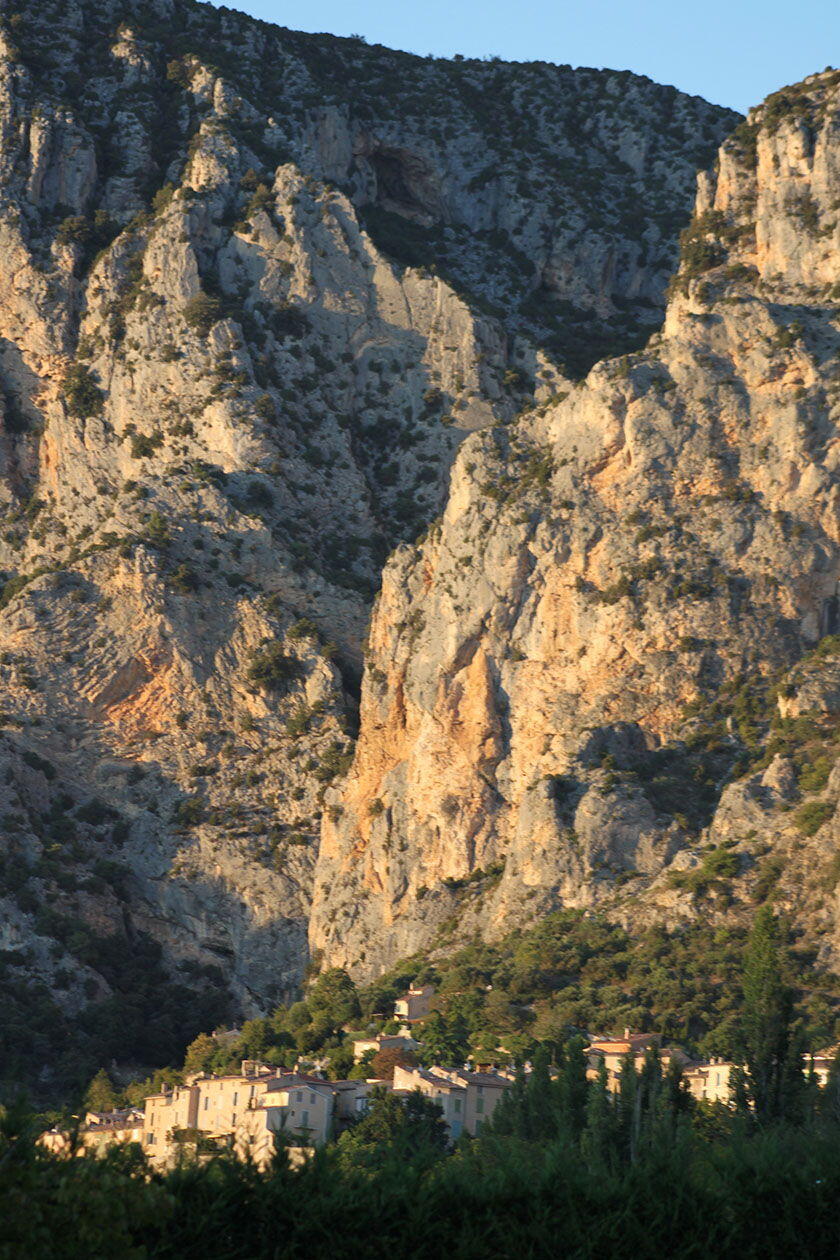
[84,1068,117,1113]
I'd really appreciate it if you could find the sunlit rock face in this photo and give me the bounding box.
[311,72,840,978]
[0,0,739,1056]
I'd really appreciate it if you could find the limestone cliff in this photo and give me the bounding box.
[311,70,840,978]
[0,0,738,1088]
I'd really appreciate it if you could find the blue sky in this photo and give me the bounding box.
[211,0,839,113]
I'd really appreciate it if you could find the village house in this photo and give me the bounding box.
[143,1083,200,1165]
[331,1078,378,1129]
[233,1075,378,1167]
[392,1065,468,1138]
[187,1059,277,1139]
[585,1030,690,1093]
[683,1058,738,1105]
[426,1067,511,1135]
[142,1061,283,1167]
[81,1107,146,1154]
[394,984,435,1025]
[351,1031,420,1063]
[258,1074,335,1145]
[39,1107,146,1158]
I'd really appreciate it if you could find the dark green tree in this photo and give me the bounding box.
[525,1045,556,1141]
[740,907,802,1123]
[617,1054,640,1161]
[335,1087,448,1171]
[307,968,360,1028]
[419,1011,469,1069]
[580,1059,615,1171]
[558,1035,589,1141]
[84,1068,117,1113]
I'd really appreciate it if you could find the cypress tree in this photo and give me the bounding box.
[559,1034,589,1142]
[581,1058,614,1171]
[526,1045,556,1141]
[740,906,801,1122]
[617,1053,639,1161]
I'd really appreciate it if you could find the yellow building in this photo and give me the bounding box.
[255,1075,335,1146]
[39,1108,146,1159]
[189,1060,278,1139]
[585,1031,690,1094]
[683,1059,738,1105]
[428,1068,511,1135]
[143,1083,200,1166]
[392,1065,467,1138]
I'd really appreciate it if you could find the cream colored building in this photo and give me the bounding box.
[255,1075,335,1146]
[331,1078,378,1127]
[352,1032,419,1063]
[394,984,435,1024]
[143,1083,200,1165]
[190,1060,278,1139]
[585,1031,691,1094]
[39,1108,145,1158]
[392,1065,467,1138]
[427,1067,510,1135]
[683,1058,738,1105]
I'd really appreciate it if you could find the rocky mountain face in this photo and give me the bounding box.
[311,70,840,980]
[0,0,741,1090]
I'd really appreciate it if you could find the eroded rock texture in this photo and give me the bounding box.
[312,71,840,978]
[0,0,738,1074]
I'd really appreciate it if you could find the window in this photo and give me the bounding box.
[309,1093,315,1104]
[203,1097,209,1110]
[296,1091,302,1103]
[233,1092,238,1106]
[476,1096,484,1114]
[453,1098,461,1113]
[301,1110,309,1129]
[232,1113,237,1126]
[475,1119,482,1135]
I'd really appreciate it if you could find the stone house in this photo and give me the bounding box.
[429,1068,511,1135]
[351,1032,420,1063]
[683,1058,738,1105]
[39,1107,146,1158]
[585,1031,689,1093]
[143,1083,201,1165]
[255,1074,335,1146]
[392,1065,467,1139]
[394,984,435,1024]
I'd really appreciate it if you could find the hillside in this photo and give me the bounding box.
[6,0,823,1100]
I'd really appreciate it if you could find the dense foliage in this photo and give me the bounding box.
[0,929,228,1106]
[53,907,835,1138]
[4,909,839,1256]
[6,1088,840,1258]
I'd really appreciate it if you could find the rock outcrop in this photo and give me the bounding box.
[311,70,840,978]
[0,0,738,1086]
